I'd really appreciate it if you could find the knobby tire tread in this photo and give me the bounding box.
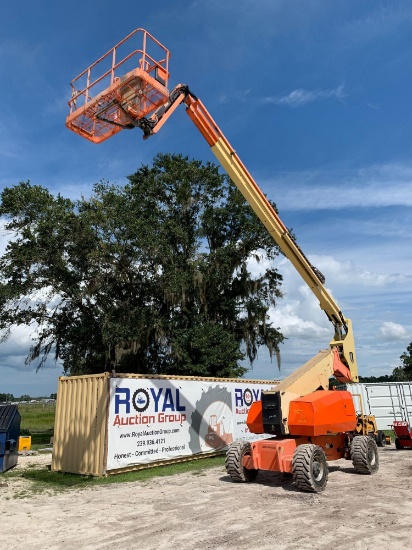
[292,444,328,493]
[351,435,379,474]
[225,440,258,482]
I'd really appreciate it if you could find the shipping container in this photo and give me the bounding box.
[52,373,109,476]
[52,372,279,476]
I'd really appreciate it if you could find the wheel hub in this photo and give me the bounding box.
[312,458,324,481]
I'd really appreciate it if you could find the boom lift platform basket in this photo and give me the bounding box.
[66,29,170,143]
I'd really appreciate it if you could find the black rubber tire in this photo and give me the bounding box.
[225,440,258,483]
[351,435,379,474]
[292,444,328,493]
[376,430,386,447]
[395,437,402,450]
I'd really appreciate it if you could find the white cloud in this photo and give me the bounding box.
[308,254,408,289]
[268,300,330,340]
[262,85,346,107]
[0,324,34,355]
[339,4,412,45]
[244,243,412,381]
[245,239,411,318]
[246,252,331,340]
[379,321,408,340]
[233,89,252,103]
[261,162,412,211]
[220,85,346,109]
[219,92,229,104]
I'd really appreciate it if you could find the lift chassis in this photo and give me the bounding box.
[66,28,380,492]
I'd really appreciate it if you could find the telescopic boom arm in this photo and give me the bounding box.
[134,84,358,385]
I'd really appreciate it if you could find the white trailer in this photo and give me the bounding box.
[342,382,412,431]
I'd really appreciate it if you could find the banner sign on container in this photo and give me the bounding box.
[106,378,275,471]
[231,382,272,442]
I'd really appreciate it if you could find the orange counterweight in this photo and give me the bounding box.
[288,390,357,437]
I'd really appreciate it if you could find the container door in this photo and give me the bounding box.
[364,384,403,430]
[398,383,412,425]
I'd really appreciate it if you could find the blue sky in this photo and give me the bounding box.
[1,1,412,396]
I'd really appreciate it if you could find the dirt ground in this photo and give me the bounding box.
[1,446,411,550]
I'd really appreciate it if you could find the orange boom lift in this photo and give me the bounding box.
[66,29,380,492]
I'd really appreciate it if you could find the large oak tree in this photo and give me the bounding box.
[0,154,284,378]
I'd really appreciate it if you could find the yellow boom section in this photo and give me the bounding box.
[184,94,358,382]
[212,137,341,322]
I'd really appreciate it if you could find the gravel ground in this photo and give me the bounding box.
[0,446,411,549]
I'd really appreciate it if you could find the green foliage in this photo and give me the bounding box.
[19,403,55,432]
[358,375,397,383]
[0,392,14,402]
[19,394,31,401]
[354,343,412,383]
[391,342,412,381]
[0,154,284,378]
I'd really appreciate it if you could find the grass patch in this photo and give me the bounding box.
[18,403,55,450]
[29,432,54,449]
[14,403,226,496]
[4,455,226,494]
[19,403,55,432]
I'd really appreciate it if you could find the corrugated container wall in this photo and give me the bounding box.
[52,372,279,476]
[52,373,109,476]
